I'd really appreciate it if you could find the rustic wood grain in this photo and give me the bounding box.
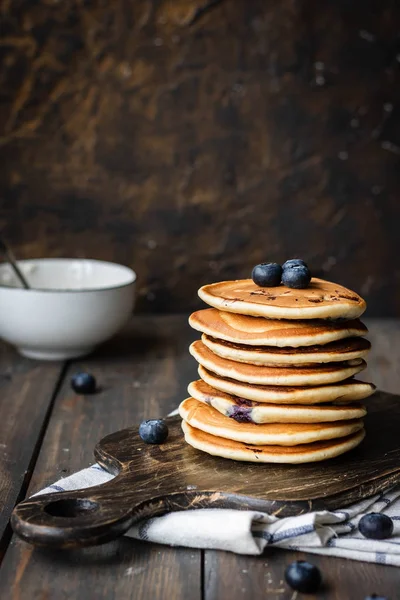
[0,0,399,315]
[204,549,400,599]
[0,342,63,558]
[0,316,201,600]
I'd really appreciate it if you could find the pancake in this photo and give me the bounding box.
[189,309,368,347]
[199,366,376,404]
[179,398,364,446]
[201,334,370,367]
[190,340,366,386]
[198,278,366,320]
[188,380,367,424]
[182,420,365,464]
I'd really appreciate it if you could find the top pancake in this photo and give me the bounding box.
[189,309,368,347]
[198,278,366,320]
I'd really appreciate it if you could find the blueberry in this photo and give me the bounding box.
[139,419,169,444]
[282,258,308,270]
[285,560,321,594]
[359,513,394,540]
[71,372,97,394]
[364,595,388,600]
[252,263,282,287]
[282,265,311,289]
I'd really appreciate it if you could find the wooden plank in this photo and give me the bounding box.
[0,316,201,600]
[0,342,63,555]
[204,550,400,599]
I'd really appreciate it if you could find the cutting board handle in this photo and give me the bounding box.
[11,479,139,547]
[10,477,233,548]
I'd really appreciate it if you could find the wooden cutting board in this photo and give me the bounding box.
[11,391,400,549]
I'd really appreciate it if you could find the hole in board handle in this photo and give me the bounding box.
[44,498,99,518]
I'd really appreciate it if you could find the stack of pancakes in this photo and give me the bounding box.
[179,278,375,464]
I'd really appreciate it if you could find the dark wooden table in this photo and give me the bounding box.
[0,316,399,599]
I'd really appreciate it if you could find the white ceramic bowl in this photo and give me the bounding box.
[0,258,136,360]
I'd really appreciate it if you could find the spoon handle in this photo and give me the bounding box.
[0,238,30,289]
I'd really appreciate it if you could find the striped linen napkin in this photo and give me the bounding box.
[34,466,400,566]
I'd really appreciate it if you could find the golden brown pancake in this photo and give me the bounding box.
[199,366,375,404]
[182,420,365,463]
[198,278,366,320]
[201,334,371,366]
[179,398,364,446]
[190,340,366,386]
[189,308,368,347]
[188,379,367,424]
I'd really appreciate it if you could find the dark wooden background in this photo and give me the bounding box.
[0,0,399,314]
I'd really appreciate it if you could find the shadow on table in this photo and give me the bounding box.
[35,536,181,567]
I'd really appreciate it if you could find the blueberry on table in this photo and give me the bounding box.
[282,265,311,289]
[139,419,169,444]
[284,560,322,594]
[282,258,308,270]
[251,263,282,287]
[71,372,97,394]
[364,595,388,599]
[359,513,394,540]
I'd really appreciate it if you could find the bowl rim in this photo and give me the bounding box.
[0,258,137,293]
